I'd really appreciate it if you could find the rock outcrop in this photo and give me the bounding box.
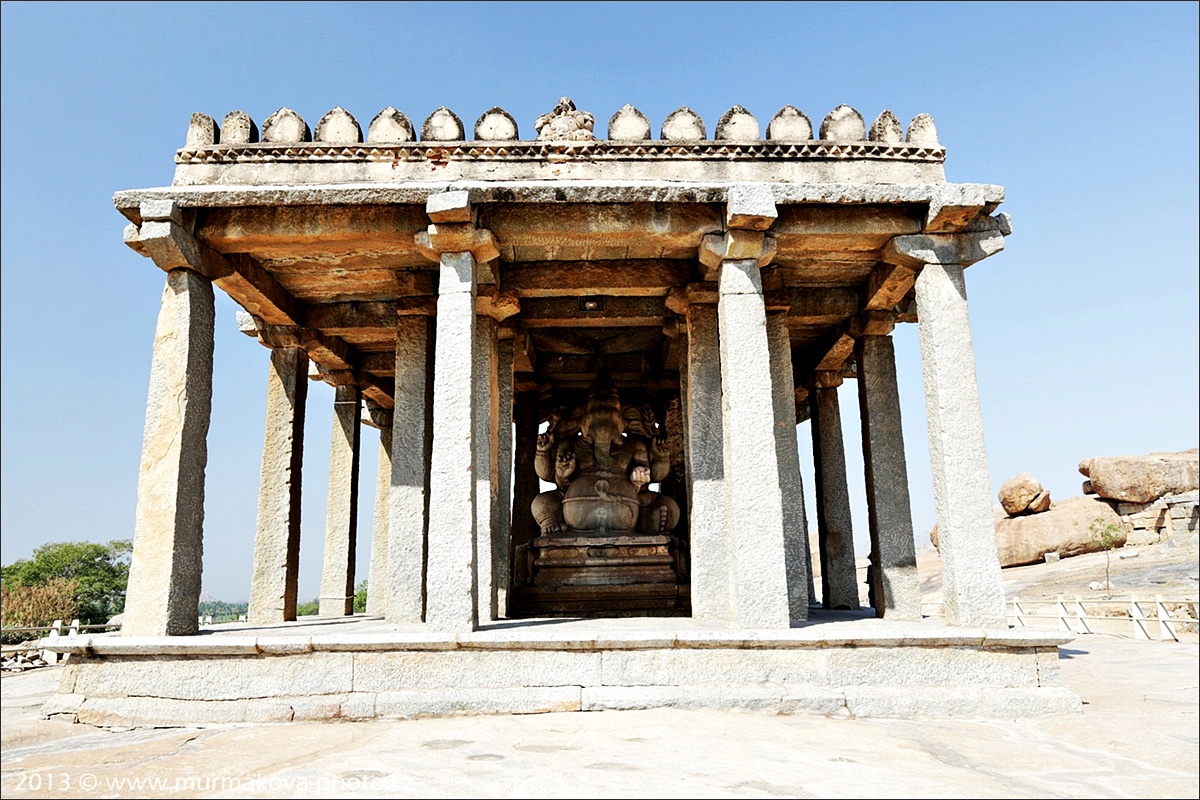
[999,473,1051,516]
[1079,449,1199,504]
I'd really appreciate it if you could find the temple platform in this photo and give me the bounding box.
[41,614,1079,727]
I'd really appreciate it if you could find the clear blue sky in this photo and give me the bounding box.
[2,2,1197,601]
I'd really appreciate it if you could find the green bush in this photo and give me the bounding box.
[2,540,130,625]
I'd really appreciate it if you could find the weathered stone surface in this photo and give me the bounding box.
[247,347,308,624]
[715,105,760,141]
[367,107,414,143]
[534,97,594,141]
[473,316,500,621]
[607,104,651,141]
[718,259,791,629]
[425,252,479,632]
[314,107,362,144]
[819,105,866,142]
[474,107,519,141]
[828,646,1038,687]
[856,335,921,619]
[684,304,730,622]
[261,107,310,143]
[661,106,706,141]
[1027,489,1052,514]
[907,113,939,145]
[386,317,431,624]
[811,385,860,610]
[354,650,601,690]
[421,107,464,141]
[993,495,1126,567]
[999,473,1045,516]
[1078,449,1199,504]
[366,421,392,616]
[318,383,361,616]
[914,262,1006,628]
[725,183,777,231]
[843,686,1080,719]
[767,314,810,620]
[601,648,828,686]
[583,684,785,713]
[185,113,218,147]
[374,686,581,717]
[220,110,258,144]
[766,105,812,140]
[868,110,903,143]
[123,270,214,637]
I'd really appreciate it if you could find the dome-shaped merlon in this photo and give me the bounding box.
[315,107,362,144]
[220,110,258,145]
[766,106,812,141]
[367,107,414,143]
[869,110,903,144]
[185,113,218,147]
[474,107,519,141]
[262,108,311,143]
[661,107,706,141]
[421,107,465,141]
[907,113,939,145]
[819,105,865,142]
[607,105,651,141]
[715,105,760,141]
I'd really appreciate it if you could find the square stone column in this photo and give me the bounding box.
[473,315,501,622]
[425,252,480,632]
[509,389,541,590]
[855,333,921,619]
[684,303,731,622]
[717,259,791,629]
[495,337,514,617]
[247,345,308,624]
[318,382,362,616]
[810,377,861,610]
[914,262,1006,627]
[365,407,393,617]
[766,313,810,620]
[386,316,433,623]
[123,269,215,637]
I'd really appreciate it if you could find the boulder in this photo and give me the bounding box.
[1079,448,1199,504]
[931,495,1127,567]
[999,473,1045,516]
[994,495,1126,567]
[1027,490,1052,514]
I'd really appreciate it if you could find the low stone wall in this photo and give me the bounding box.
[42,625,1079,725]
[1119,490,1199,546]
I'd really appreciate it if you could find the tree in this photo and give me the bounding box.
[2,540,131,624]
[1089,517,1122,599]
[353,581,368,614]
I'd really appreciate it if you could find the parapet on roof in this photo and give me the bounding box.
[165,97,950,187]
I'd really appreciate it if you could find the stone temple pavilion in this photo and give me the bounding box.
[45,99,1078,724]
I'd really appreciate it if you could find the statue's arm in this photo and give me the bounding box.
[534,432,556,483]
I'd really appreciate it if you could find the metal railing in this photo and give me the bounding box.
[923,596,1200,642]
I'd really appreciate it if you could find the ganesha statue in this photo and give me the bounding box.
[531,375,679,537]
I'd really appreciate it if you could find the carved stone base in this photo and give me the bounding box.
[510,532,688,617]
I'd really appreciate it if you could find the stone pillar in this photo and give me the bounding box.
[365,406,393,616]
[509,389,540,586]
[495,338,515,616]
[766,313,810,620]
[473,316,501,622]
[810,375,860,610]
[123,269,215,637]
[386,316,433,623]
[425,251,480,632]
[247,345,308,624]
[318,382,362,616]
[885,226,1008,628]
[716,259,791,629]
[914,263,1006,627]
[855,331,921,619]
[684,303,730,622]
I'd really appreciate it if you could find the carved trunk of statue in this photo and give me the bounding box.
[509,375,689,617]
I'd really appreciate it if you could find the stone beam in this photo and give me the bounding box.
[519,296,669,328]
[501,261,693,297]
[864,263,917,312]
[303,302,397,335]
[133,202,300,327]
[535,352,656,381]
[786,287,860,325]
[882,220,1007,270]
